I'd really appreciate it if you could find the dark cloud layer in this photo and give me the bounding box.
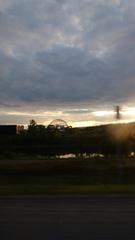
[0,0,135,124]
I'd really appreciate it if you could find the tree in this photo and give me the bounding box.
[29,119,37,127]
[27,119,37,135]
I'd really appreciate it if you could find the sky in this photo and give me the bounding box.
[1,0,135,127]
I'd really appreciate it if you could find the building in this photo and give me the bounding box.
[0,125,17,135]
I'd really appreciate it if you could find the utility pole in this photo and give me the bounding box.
[115,105,122,183]
[115,105,121,120]
[115,105,121,157]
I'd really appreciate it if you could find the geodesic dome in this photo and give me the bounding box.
[48,119,68,129]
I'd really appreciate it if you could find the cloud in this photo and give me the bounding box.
[0,0,135,124]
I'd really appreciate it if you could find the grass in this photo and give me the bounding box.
[1,158,135,194]
[1,184,135,194]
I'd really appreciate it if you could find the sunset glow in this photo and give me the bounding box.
[1,106,135,128]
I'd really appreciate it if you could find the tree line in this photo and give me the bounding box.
[0,120,135,157]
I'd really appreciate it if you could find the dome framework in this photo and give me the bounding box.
[48,119,68,130]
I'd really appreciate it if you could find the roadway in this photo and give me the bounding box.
[1,194,135,240]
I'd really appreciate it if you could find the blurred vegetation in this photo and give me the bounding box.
[1,159,135,193]
[1,121,135,193]
[1,120,135,158]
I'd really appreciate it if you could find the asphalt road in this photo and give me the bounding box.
[1,195,135,240]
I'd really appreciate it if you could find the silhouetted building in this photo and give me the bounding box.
[0,125,17,136]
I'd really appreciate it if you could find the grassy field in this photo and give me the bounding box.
[1,158,135,194]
